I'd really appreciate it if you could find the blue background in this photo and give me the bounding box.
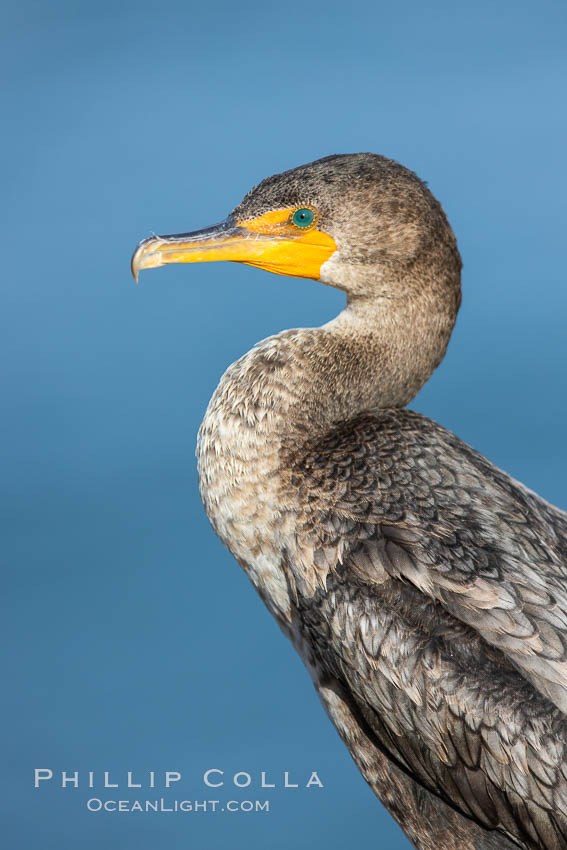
[2,1,566,847]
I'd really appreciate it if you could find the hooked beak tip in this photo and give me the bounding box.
[131,236,158,284]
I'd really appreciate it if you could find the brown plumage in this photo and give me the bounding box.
[132,153,567,849]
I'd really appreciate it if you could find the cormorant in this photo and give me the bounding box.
[132,153,567,849]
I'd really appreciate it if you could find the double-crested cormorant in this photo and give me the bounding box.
[132,153,567,850]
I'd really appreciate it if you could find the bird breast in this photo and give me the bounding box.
[196,336,302,625]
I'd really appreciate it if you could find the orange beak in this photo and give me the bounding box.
[131,209,337,283]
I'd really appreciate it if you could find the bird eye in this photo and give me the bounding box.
[291,207,316,228]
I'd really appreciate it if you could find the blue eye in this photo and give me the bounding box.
[292,208,315,228]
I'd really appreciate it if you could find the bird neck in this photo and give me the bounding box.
[276,287,456,435]
[201,280,458,461]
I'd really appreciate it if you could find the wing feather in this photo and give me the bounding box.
[288,409,567,848]
[291,409,567,710]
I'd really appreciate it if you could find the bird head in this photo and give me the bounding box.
[132,153,461,304]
